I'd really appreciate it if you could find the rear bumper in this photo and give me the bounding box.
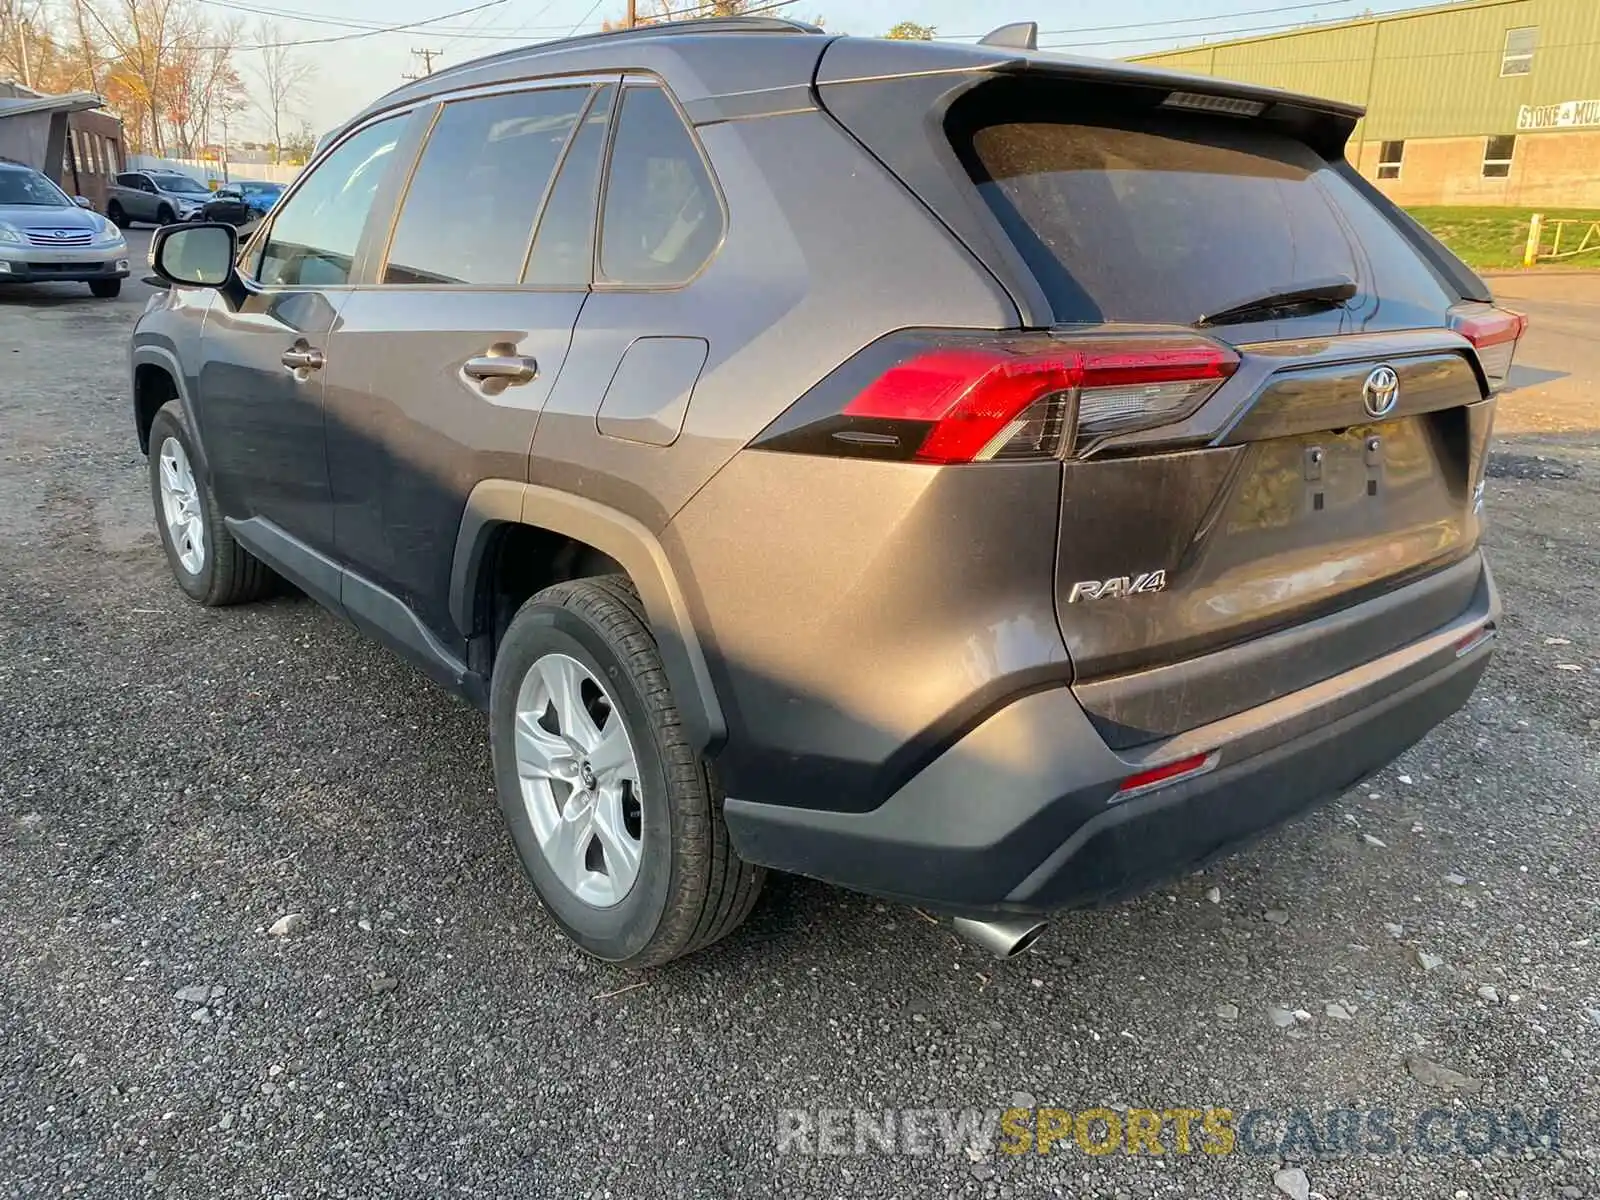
[724,557,1498,916]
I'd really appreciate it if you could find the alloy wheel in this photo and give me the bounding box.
[513,652,645,908]
[157,436,205,575]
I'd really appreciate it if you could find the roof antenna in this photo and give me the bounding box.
[978,21,1038,51]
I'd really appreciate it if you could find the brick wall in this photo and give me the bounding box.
[1355,130,1600,207]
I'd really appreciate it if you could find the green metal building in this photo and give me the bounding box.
[1132,0,1600,206]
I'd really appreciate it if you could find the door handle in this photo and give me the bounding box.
[281,345,325,372]
[463,352,538,386]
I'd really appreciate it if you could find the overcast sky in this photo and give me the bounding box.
[226,0,1454,141]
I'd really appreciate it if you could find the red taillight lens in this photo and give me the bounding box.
[755,333,1239,464]
[843,348,1078,463]
[1449,303,1527,392]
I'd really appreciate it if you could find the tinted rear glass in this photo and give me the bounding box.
[954,90,1450,329]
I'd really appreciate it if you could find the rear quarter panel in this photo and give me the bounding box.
[530,106,1019,530]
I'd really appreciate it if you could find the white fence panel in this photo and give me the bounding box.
[127,155,302,187]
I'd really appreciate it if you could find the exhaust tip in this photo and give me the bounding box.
[952,915,1049,959]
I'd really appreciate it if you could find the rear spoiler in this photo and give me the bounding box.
[816,37,1362,158]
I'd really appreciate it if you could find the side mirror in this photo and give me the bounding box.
[152,221,238,288]
[74,195,93,209]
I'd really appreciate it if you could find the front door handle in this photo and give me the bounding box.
[463,350,538,386]
[281,345,325,372]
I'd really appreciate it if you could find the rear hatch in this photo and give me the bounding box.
[818,49,1519,746]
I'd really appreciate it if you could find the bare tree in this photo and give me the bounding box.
[166,24,243,156]
[249,19,313,164]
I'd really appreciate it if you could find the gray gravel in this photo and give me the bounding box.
[1,244,1597,1198]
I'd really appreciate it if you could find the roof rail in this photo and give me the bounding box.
[421,15,826,85]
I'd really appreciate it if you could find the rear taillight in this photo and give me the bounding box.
[753,332,1239,464]
[1449,303,1527,393]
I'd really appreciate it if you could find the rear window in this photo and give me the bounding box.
[953,88,1450,330]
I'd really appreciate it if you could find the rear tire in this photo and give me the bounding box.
[89,279,120,299]
[107,201,128,228]
[490,576,763,968]
[147,402,275,607]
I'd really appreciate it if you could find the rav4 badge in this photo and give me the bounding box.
[1067,571,1168,603]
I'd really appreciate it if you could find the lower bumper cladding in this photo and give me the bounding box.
[724,560,1499,919]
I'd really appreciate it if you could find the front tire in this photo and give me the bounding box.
[89,279,120,299]
[147,402,275,606]
[490,576,763,968]
[156,204,175,225]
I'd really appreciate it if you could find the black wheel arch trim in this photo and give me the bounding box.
[451,479,726,753]
[131,344,211,480]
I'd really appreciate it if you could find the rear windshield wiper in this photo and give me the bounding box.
[1196,276,1358,328]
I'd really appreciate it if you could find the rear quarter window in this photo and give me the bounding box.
[950,84,1452,331]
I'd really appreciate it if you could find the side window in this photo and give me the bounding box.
[257,116,404,288]
[383,87,589,286]
[598,86,721,286]
[523,84,614,288]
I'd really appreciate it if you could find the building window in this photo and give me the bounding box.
[1483,135,1516,178]
[1377,140,1404,180]
[1501,26,1536,76]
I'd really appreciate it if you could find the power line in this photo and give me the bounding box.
[1104,35,1600,69]
[565,0,606,37]
[943,0,1359,41]
[211,0,509,50]
[1041,16,1372,51]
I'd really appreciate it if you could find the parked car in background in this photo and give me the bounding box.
[106,170,212,227]
[233,180,286,219]
[0,160,129,297]
[131,17,1516,968]
[198,180,285,226]
[196,188,251,227]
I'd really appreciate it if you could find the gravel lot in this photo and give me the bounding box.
[1,237,1597,1199]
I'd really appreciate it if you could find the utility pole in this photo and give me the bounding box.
[16,16,34,88]
[626,0,637,28]
[403,46,443,80]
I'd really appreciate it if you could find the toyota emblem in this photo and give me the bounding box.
[53,229,70,239]
[1362,365,1400,418]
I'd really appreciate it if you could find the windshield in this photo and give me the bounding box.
[151,174,210,195]
[0,167,71,207]
[241,182,283,195]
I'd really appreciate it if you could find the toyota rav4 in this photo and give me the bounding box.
[131,17,1517,967]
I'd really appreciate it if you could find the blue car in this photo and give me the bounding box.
[234,180,286,218]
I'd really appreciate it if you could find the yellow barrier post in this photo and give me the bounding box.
[1523,213,1543,267]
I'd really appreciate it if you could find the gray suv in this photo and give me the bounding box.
[106,169,211,227]
[131,18,1519,967]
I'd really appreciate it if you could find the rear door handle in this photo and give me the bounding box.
[463,351,538,386]
[281,346,325,371]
